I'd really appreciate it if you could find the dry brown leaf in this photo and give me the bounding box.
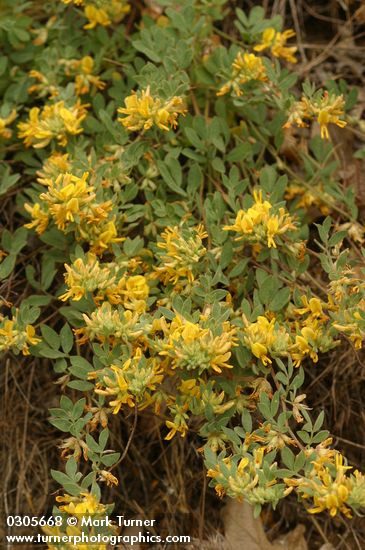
[222,500,308,550]
[121,515,142,550]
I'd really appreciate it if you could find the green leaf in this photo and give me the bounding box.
[67,380,94,391]
[241,409,252,433]
[157,159,187,196]
[71,398,86,420]
[86,433,102,453]
[99,428,109,451]
[313,411,325,432]
[60,395,73,412]
[40,325,60,350]
[81,472,95,489]
[0,168,20,196]
[39,347,66,359]
[49,419,71,432]
[281,447,295,469]
[65,457,78,479]
[297,430,311,444]
[11,227,28,254]
[328,231,347,247]
[316,216,332,243]
[51,470,73,487]
[22,295,52,307]
[270,391,280,416]
[60,323,74,354]
[0,254,16,279]
[258,275,279,305]
[294,451,306,472]
[312,430,330,444]
[269,287,290,312]
[101,452,120,467]
[226,143,251,162]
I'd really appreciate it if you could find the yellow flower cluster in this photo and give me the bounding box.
[160,314,238,374]
[223,190,296,249]
[61,56,106,95]
[284,91,347,139]
[36,152,72,186]
[28,70,59,98]
[153,223,208,285]
[28,55,105,98]
[254,27,297,63]
[0,109,17,139]
[74,301,145,345]
[207,448,285,505]
[165,402,190,440]
[217,52,267,97]
[43,492,115,550]
[118,86,186,132]
[0,310,40,356]
[18,100,88,148]
[62,0,130,29]
[93,348,164,413]
[24,172,123,254]
[285,183,332,216]
[287,452,365,518]
[59,254,117,301]
[328,266,365,349]
[242,296,340,368]
[84,0,130,29]
[60,254,150,313]
[243,315,289,366]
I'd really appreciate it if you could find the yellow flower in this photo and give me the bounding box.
[0,109,17,139]
[161,315,237,373]
[86,219,125,255]
[224,191,295,249]
[60,254,116,302]
[98,470,119,486]
[75,301,144,345]
[291,326,320,366]
[243,315,289,365]
[294,296,328,321]
[28,70,59,98]
[254,27,297,63]
[217,52,267,97]
[24,202,49,234]
[107,275,149,313]
[94,348,163,413]
[165,418,188,440]
[0,313,41,356]
[153,224,208,285]
[39,172,94,230]
[285,92,347,140]
[62,56,106,95]
[99,365,135,413]
[18,100,88,148]
[304,453,354,517]
[36,152,72,186]
[84,0,130,29]
[251,341,271,365]
[84,4,111,27]
[316,94,347,139]
[118,86,186,132]
[56,492,105,516]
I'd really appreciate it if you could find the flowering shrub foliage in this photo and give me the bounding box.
[1,0,364,544]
